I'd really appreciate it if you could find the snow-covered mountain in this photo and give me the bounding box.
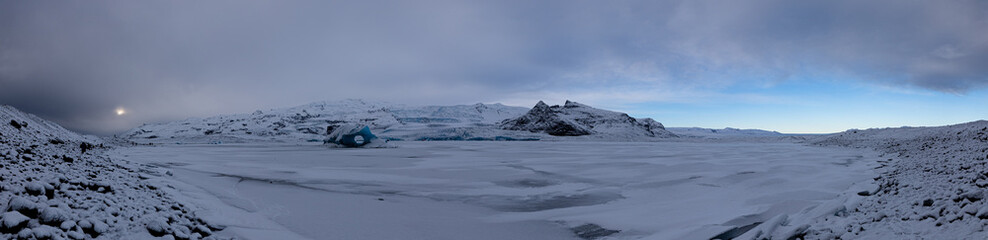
[123,99,537,143]
[666,127,784,138]
[499,100,676,138]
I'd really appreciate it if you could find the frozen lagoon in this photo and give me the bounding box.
[112,141,883,239]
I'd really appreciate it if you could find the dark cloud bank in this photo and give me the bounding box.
[1,0,986,135]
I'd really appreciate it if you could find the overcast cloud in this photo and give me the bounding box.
[1,0,986,134]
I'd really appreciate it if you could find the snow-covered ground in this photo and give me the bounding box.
[9,102,988,239]
[112,141,884,240]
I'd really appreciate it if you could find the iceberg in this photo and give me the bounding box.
[324,124,387,147]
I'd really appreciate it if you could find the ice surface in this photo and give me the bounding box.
[113,141,882,239]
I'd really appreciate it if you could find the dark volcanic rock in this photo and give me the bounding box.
[8,120,23,129]
[500,101,591,136]
[571,223,620,240]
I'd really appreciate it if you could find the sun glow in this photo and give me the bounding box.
[115,107,126,116]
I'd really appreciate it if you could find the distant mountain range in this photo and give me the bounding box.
[0,101,887,144]
[121,99,691,143]
[666,127,784,138]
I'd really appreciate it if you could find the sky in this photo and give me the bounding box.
[1,0,987,135]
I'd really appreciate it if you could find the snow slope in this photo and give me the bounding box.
[499,101,676,139]
[0,105,228,239]
[1,105,94,143]
[122,99,536,143]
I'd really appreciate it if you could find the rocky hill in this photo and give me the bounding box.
[499,100,676,138]
[0,105,226,239]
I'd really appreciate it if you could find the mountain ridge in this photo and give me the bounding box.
[121,99,680,142]
[122,99,534,143]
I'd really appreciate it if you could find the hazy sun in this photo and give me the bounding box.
[116,107,127,116]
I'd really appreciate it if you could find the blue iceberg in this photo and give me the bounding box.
[324,124,387,147]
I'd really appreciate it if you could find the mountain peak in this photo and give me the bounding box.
[534,101,549,108]
[563,100,587,108]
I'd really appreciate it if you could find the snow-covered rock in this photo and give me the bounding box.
[499,100,677,138]
[23,182,46,197]
[0,211,29,233]
[38,207,70,226]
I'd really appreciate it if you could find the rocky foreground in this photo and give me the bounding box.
[718,121,988,240]
[802,121,988,239]
[1,105,226,240]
